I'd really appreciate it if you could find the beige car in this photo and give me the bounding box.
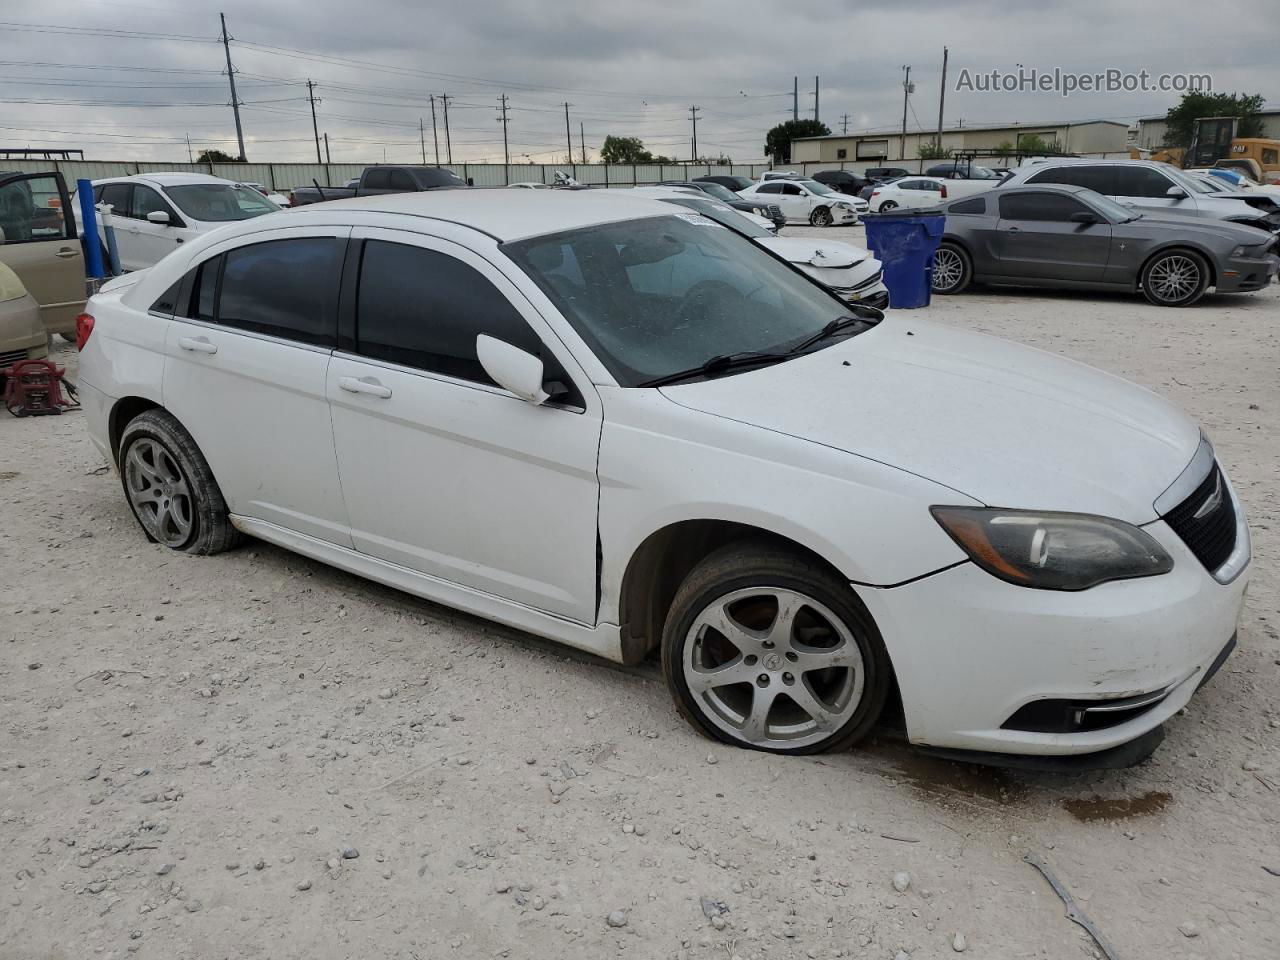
[0,261,47,378]
[0,171,87,336]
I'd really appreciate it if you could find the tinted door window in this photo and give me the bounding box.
[100,183,134,217]
[130,185,175,222]
[1113,166,1176,198]
[389,169,416,190]
[756,183,781,194]
[363,168,392,190]
[781,184,803,195]
[0,174,73,242]
[999,193,1093,221]
[1026,165,1114,194]
[355,240,558,388]
[215,238,344,345]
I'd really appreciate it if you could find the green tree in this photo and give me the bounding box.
[763,120,830,164]
[196,149,242,163]
[1163,92,1266,147]
[600,135,655,164]
[917,142,953,160]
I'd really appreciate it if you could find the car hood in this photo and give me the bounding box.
[756,236,870,268]
[659,319,1200,523]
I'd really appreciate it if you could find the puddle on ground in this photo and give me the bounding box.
[1061,791,1173,822]
[859,737,1031,807]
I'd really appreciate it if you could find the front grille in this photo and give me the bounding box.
[1162,462,1237,573]
[0,348,30,370]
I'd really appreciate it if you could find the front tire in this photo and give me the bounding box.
[1141,249,1209,306]
[118,409,241,555]
[662,541,892,755]
[809,206,833,227]
[932,242,973,294]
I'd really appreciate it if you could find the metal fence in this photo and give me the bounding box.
[0,158,772,191]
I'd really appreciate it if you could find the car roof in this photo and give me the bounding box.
[287,189,680,242]
[92,172,243,187]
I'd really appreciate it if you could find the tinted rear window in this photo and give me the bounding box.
[948,197,987,215]
[216,238,344,345]
[1026,165,1114,194]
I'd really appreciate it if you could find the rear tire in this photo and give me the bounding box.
[932,242,973,294]
[1141,249,1209,306]
[661,540,892,755]
[878,200,898,211]
[118,409,241,555]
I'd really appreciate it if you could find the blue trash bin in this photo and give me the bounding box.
[861,210,946,309]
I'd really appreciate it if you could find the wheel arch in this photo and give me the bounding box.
[615,519,856,666]
[1140,243,1217,289]
[108,396,164,465]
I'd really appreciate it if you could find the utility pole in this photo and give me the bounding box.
[580,122,586,165]
[185,133,192,163]
[901,65,913,160]
[563,102,573,163]
[497,94,510,173]
[935,46,949,150]
[839,114,850,135]
[219,13,246,161]
[813,76,819,122]
[440,94,453,165]
[419,117,427,163]
[792,76,798,122]
[429,95,440,165]
[690,105,700,162]
[323,132,331,164]
[305,79,322,164]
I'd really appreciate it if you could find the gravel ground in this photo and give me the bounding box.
[2,234,1277,959]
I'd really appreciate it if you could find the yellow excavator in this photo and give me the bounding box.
[1135,117,1280,184]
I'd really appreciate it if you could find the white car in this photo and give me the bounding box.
[1185,167,1280,201]
[628,188,888,308]
[76,190,1248,765]
[868,177,950,212]
[740,178,867,226]
[92,173,281,272]
[242,182,292,207]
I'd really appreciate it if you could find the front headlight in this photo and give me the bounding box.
[1231,245,1247,257]
[931,506,1173,591]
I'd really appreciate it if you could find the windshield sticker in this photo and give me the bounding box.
[673,213,725,228]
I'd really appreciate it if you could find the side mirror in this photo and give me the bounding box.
[146,210,171,225]
[476,335,549,404]
[1165,186,1187,199]
[1070,211,1098,224]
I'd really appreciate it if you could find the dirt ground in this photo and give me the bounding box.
[2,232,1277,960]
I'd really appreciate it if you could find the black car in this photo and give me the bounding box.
[863,166,911,182]
[811,169,866,195]
[693,174,754,192]
[661,181,786,231]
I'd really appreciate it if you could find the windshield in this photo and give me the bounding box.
[503,215,858,386]
[694,182,740,203]
[799,179,837,195]
[660,196,772,238]
[1165,167,1215,195]
[1081,189,1141,222]
[165,183,279,221]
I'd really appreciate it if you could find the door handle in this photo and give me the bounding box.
[178,336,217,355]
[55,248,79,259]
[338,376,392,399]
[1007,226,1021,233]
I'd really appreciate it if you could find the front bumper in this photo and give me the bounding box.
[1216,253,1278,293]
[829,205,860,224]
[858,507,1249,759]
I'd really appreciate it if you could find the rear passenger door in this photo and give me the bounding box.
[161,228,353,545]
[326,228,602,622]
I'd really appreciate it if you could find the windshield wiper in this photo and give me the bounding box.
[787,314,875,355]
[638,351,790,387]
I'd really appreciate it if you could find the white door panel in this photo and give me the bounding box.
[163,321,350,545]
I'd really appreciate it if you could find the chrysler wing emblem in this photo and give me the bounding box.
[1192,473,1224,520]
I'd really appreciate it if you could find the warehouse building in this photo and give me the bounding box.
[1135,110,1280,150]
[791,119,1130,164]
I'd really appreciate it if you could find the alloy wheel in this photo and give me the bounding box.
[1147,254,1201,304]
[681,587,867,750]
[933,247,966,292]
[811,208,833,227]
[124,438,194,547]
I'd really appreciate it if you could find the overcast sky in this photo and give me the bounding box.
[2,0,1277,165]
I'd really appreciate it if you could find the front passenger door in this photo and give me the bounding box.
[327,230,602,622]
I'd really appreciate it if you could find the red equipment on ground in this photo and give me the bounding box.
[1,358,79,417]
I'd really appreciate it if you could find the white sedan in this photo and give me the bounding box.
[739,178,867,226]
[629,188,888,309]
[867,176,950,211]
[92,173,281,272]
[77,190,1247,765]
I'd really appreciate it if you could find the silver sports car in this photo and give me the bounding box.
[932,184,1279,307]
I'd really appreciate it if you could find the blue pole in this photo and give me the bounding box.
[103,220,122,277]
[76,179,105,280]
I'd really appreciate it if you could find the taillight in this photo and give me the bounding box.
[940,185,948,199]
[871,190,880,198]
[75,312,95,351]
